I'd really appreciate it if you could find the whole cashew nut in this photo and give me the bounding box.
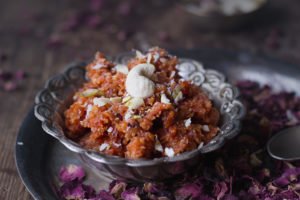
[125,63,156,98]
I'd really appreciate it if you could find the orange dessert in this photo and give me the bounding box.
[64,47,219,159]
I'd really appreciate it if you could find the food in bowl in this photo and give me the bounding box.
[64,47,220,159]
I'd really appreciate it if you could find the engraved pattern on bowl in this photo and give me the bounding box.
[34,53,245,181]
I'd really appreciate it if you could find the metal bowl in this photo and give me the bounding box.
[34,52,245,182]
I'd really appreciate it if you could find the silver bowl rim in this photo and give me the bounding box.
[34,53,246,167]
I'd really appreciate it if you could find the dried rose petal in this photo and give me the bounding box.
[47,35,63,49]
[89,0,104,12]
[223,194,238,200]
[86,15,103,29]
[62,12,87,32]
[60,181,96,199]
[109,180,127,198]
[96,190,116,200]
[3,81,18,91]
[273,167,300,187]
[121,188,140,200]
[0,70,13,81]
[175,183,203,199]
[213,181,228,200]
[117,2,132,16]
[59,164,85,183]
[14,70,27,80]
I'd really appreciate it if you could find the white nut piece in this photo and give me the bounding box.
[125,63,156,98]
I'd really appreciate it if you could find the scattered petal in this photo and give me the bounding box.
[59,164,85,183]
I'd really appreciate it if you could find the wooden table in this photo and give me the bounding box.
[0,0,299,199]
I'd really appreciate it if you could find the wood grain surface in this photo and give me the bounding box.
[0,0,300,199]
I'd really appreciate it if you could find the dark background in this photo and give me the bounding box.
[0,0,299,199]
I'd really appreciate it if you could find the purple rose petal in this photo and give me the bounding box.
[117,2,132,16]
[175,183,203,199]
[47,35,63,49]
[96,190,116,200]
[14,70,27,80]
[3,81,18,91]
[213,181,228,200]
[273,167,300,187]
[121,188,140,200]
[59,164,85,183]
[86,15,103,29]
[109,180,127,197]
[89,0,105,12]
[60,181,96,199]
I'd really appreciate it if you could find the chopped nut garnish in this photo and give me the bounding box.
[161,93,170,104]
[81,89,103,97]
[184,118,192,127]
[165,147,175,157]
[93,97,110,107]
[107,127,113,133]
[99,143,109,151]
[202,125,210,132]
[92,63,104,69]
[110,97,122,103]
[125,63,155,98]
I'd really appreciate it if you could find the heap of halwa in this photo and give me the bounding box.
[64,47,219,159]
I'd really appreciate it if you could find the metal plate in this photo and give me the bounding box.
[15,48,300,199]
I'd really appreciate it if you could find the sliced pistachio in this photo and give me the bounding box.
[122,96,132,103]
[174,91,183,104]
[132,115,141,119]
[173,85,181,96]
[110,97,122,103]
[172,85,183,103]
[81,88,103,97]
[172,85,184,104]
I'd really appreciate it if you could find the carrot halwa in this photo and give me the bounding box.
[64,47,220,159]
